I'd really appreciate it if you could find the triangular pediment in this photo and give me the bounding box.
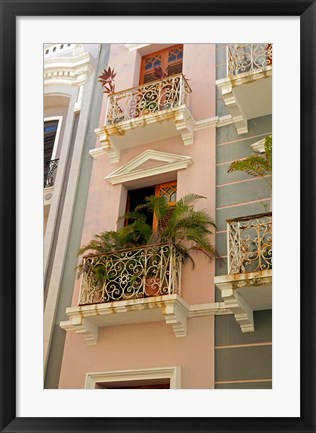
[105,150,192,185]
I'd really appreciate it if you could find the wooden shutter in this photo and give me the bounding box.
[140,45,183,85]
[153,181,177,230]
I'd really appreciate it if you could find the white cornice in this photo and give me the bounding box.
[44,50,91,87]
[105,150,192,185]
[194,116,218,131]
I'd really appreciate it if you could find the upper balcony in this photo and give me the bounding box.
[214,213,272,332]
[95,74,194,163]
[60,243,194,343]
[216,44,272,134]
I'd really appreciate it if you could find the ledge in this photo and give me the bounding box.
[60,295,232,345]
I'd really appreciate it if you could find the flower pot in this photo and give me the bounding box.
[145,277,160,297]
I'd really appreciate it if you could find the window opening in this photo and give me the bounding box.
[44,120,59,187]
[126,181,177,230]
[140,45,183,85]
[96,378,170,389]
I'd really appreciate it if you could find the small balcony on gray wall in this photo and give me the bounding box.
[214,213,272,333]
[216,44,272,134]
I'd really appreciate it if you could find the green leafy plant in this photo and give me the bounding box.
[228,135,272,186]
[77,193,216,277]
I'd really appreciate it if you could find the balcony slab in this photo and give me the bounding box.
[95,105,194,164]
[60,294,189,344]
[60,295,232,345]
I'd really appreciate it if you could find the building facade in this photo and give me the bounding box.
[44,43,272,389]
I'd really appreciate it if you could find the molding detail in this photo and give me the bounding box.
[105,150,192,185]
[44,46,91,87]
[194,116,218,131]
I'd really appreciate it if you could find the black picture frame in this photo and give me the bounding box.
[0,1,315,432]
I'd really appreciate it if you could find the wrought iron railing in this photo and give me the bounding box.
[105,74,191,126]
[44,158,59,188]
[227,44,272,77]
[79,244,182,305]
[227,213,272,275]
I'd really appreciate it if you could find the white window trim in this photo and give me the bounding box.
[44,116,63,160]
[84,366,181,389]
[124,43,176,56]
[105,150,192,185]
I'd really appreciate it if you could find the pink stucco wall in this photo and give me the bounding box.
[59,316,214,389]
[63,44,217,389]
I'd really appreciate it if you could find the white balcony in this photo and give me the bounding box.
[215,213,272,332]
[95,74,194,163]
[216,44,272,134]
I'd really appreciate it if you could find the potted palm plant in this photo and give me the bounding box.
[77,194,216,302]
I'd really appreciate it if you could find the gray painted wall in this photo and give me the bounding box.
[215,44,272,389]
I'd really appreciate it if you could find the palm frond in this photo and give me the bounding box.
[228,135,272,179]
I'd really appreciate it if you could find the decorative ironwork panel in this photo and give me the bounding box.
[105,74,191,125]
[44,158,59,187]
[227,213,272,274]
[227,44,272,77]
[79,244,182,305]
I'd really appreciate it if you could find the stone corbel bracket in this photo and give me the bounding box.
[216,80,248,135]
[174,106,195,146]
[219,286,254,333]
[60,315,98,345]
[162,297,188,337]
[93,127,120,163]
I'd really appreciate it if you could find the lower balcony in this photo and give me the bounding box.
[94,74,194,163]
[60,244,190,343]
[215,213,272,332]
